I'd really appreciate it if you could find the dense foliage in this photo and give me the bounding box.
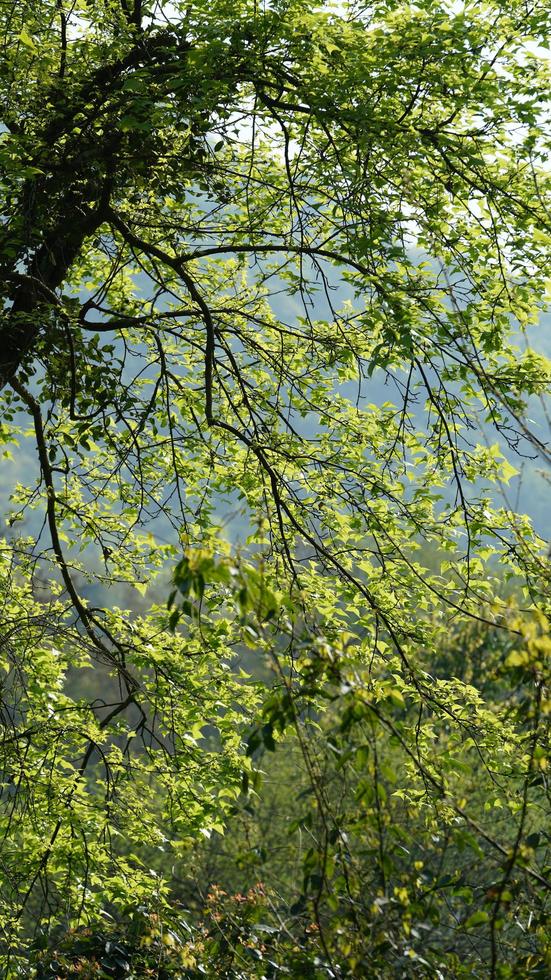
[0,0,550,975]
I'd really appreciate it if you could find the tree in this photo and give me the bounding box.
[0,0,550,974]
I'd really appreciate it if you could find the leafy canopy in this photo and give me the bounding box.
[0,0,550,975]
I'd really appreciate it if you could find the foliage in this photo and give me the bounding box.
[0,0,550,975]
